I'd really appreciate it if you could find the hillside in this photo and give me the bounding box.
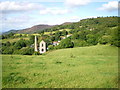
[44,16,118,33]
[3,16,118,35]
[3,30,19,35]
[3,22,72,34]
[2,45,118,88]
[17,24,53,34]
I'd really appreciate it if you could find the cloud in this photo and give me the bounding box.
[98,1,119,12]
[65,0,91,7]
[0,1,44,13]
[70,16,81,21]
[1,15,31,31]
[40,7,71,15]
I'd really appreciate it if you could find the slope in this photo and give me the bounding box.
[2,45,118,88]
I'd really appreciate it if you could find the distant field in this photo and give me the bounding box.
[44,29,71,35]
[2,45,118,88]
[1,37,29,43]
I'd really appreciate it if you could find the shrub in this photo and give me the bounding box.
[86,34,98,45]
[13,47,34,55]
[14,39,26,49]
[59,38,74,48]
[71,33,79,39]
[48,45,54,50]
[33,51,40,55]
[54,45,62,49]
[111,40,120,47]
[5,41,11,46]
[98,35,112,45]
[73,40,88,47]
[2,46,15,54]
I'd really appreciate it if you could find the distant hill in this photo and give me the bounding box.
[3,24,53,34]
[17,24,53,34]
[3,16,118,35]
[61,22,72,25]
[3,30,19,35]
[3,22,74,34]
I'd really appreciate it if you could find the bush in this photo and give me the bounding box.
[2,46,15,54]
[29,35,35,44]
[14,39,26,49]
[13,47,34,55]
[71,33,79,39]
[73,40,88,47]
[98,35,112,45]
[54,45,62,50]
[111,40,120,47]
[59,38,74,48]
[48,45,54,50]
[5,41,11,46]
[86,34,98,45]
[33,51,40,55]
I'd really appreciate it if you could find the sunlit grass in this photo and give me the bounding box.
[1,37,29,43]
[2,45,118,88]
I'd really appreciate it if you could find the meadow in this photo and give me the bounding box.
[0,37,29,43]
[2,45,118,88]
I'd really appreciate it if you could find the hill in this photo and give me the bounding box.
[17,24,53,34]
[3,30,19,35]
[3,24,53,34]
[61,22,72,25]
[44,16,118,33]
[2,45,118,88]
[3,16,118,35]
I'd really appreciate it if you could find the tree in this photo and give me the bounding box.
[78,31,87,40]
[72,33,79,39]
[61,30,68,36]
[29,35,35,44]
[33,51,40,55]
[98,35,112,45]
[55,31,62,36]
[5,41,11,46]
[2,46,15,54]
[86,34,98,45]
[14,39,26,49]
[14,47,34,55]
[48,45,54,50]
[50,36,55,41]
[73,40,88,47]
[59,38,74,48]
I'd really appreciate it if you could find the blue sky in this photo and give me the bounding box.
[0,0,119,32]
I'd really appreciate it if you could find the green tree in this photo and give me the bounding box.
[78,31,87,40]
[14,47,34,55]
[48,45,54,50]
[86,34,98,45]
[29,35,35,44]
[14,39,26,49]
[59,38,74,48]
[72,33,79,39]
[5,41,11,46]
[50,36,55,41]
[61,30,68,36]
[73,40,88,47]
[2,46,15,54]
[98,35,112,44]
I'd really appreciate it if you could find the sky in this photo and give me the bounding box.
[0,0,119,32]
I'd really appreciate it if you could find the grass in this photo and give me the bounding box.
[2,45,118,88]
[44,29,71,35]
[1,37,29,43]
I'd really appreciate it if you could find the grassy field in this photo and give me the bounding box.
[1,37,29,43]
[2,45,118,88]
[44,29,71,35]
